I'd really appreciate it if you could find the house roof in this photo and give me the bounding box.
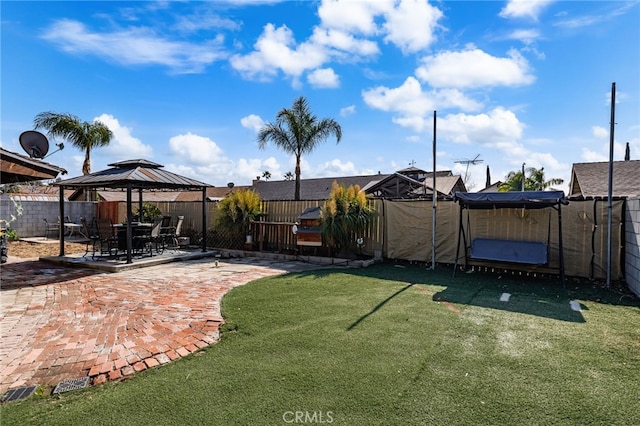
[252,174,388,200]
[364,173,466,199]
[477,181,503,193]
[569,160,640,198]
[0,147,67,184]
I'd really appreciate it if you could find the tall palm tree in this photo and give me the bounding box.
[258,96,342,200]
[499,166,564,191]
[33,112,113,176]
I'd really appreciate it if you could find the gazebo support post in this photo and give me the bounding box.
[201,186,207,252]
[59,184,65,256]
[126,186,133,264]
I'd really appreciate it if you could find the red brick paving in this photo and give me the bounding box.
[0,256,319,393]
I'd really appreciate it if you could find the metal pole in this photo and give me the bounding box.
[607,82,616,288]
[431,110,437,270]
[59,185,65,256]
[521,163,525,191]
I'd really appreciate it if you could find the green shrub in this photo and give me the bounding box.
[321,182,375,256]
[215,189,262,237]
[4,228,19,241]
[134,203,162,223]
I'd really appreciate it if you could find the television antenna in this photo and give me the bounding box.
[454,154,483,185]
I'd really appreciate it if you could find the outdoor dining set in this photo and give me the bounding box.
[44,215,184,260]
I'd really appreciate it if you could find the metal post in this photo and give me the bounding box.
[431,110,437,269]
[202,186,207,252]
[126,186,133,264]
[607,82,616,288]
[59,185,65,256]
[522,163,525,191]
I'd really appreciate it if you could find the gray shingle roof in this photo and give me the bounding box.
[252,174,389,200]
[569,160,640,198]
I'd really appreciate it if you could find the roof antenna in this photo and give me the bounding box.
[454,154,483,185]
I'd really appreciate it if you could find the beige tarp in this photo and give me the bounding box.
[382,199,625,280]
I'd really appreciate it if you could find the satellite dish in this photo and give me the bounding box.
[19,130,49,159]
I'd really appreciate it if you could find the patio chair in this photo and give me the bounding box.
[133,217,164,256]
[80,217,100,257]
[43,218,60,240]
[161,215,184,250]
[94,218,118,258]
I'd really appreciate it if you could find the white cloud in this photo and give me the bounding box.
[382,0,443,53]
[312,159,368,177]
[41,19,227,74]
[96,114,153,159]
[241,114,265,133]
[438,107,525,145]
[340,105,356,117]
[504,29,541,44]
[235,157,282,183]
[230,23,327,81]
[308,68,340,88]
[415,47,535,89]
[168,132,224,166]
[499,0,554,20]
[231,0,444,84]
[581,147,607,163]
[310,27,379,56]
[592,126,608,139]
[317,0,389,34]
[362,77,482,131]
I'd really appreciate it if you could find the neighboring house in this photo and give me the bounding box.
[251,167,466,201]
[477,181,503,193]
[568,160,640,199]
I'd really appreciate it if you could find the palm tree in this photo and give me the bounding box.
[284,171,294,181]
[34,112,113,176]
[499,166,564,191]
[261,170,272,181]
[258,96,342,200]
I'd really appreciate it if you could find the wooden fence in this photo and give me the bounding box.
[108,198,624,280]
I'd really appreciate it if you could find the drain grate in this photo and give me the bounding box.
[52,377,90,394]
[1,386,37,402]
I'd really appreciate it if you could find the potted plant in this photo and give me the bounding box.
[215,189,262,248]
[321,182,376,258]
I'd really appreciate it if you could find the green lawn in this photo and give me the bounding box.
[2,264,639,425]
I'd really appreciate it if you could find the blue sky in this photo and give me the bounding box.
[2,0,639,192]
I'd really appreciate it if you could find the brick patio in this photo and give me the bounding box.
[0,255,321,393]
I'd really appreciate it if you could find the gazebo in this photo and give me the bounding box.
[52,159,210,263]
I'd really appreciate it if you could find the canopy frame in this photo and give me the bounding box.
[52,159,209,263]
[453,191,568,286]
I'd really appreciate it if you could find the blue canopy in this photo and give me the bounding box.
[454,191,568,209]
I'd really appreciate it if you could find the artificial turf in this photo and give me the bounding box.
[1,263,639,425]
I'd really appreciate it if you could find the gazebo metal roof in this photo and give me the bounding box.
[52,159,208,190]
[51,159,210,264]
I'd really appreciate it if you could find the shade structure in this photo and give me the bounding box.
[0,147,67,184]
[453,191,569,285]
[51,159,210,263]
[453,191,568,209]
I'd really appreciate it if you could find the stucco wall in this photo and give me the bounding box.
[625,198,640,296]
[0,196,96,238]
